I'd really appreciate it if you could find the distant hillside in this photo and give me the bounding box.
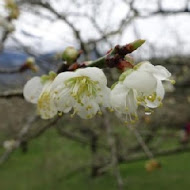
[0,51,28,67]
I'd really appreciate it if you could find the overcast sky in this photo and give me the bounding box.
[1,0,190,59]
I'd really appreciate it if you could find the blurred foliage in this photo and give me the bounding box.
[0,128,190,190]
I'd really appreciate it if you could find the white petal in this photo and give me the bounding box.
[76,101,100,119]
[138,61,155,72]
[76,67,107,85]
[123,71,157,94]
[154,65,171,80]
[54,89,74,113]
[37,82,57,119]
[111,83,138,115]
[111,83,129,112]
[95,85,111,107]
[101,87,111,107]
[23,77,44,104]
[51,71,76,90]
[126,89,138,114]
[145,80,165,108]
[138,62,171,81]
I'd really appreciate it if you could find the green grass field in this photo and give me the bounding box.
[0,128,190,190]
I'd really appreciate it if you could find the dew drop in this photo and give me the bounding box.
[145,111,152,115]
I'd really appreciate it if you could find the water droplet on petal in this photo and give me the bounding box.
[145,111,152,115]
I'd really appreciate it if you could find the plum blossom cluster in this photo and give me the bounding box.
[24,68,110,119]
[111,61,174,123]
[24,61,174,123]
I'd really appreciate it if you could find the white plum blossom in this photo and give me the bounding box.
[111,61,172,123]
[111,82,138,123]
[23,75,57,119]
[134,61,172,108]
[51,67,110,119]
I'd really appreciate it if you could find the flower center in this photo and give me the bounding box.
[64,76,99,103]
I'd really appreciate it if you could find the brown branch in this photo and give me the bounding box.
[0,115,38,165]
[56,125,91,146]
[128,126,154,159]
[0,89,23,99]
[0,116,60,165]
[64,144,190,180]
[0,68,22,74]
[26,1,88,56]
[120,145,190,163]
[103,113,124,190]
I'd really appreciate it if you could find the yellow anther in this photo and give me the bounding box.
[147,92,156,102]
[137,97,142,102]
[98,111,103,116]
[158,102,163,107]
[108,108,114,112]
[132,114,139,121]
[87,114,92,119]
[58,111,63,116]
[137,101,141,106]
[170,80,176,85]
[70,109,78,118]
[86,105,92,110]
[130,120,136,124]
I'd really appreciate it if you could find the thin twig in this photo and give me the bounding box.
[0,115,38,164]
[128,125,154,159]
[104,113,124,190]
[0,89,23,99]
[0,116,60,165]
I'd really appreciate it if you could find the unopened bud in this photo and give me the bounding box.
[40,71,57,83]
[130,39,145,51]
[25,57,39,72]
[62,47,79,64]
[49,71,57,79]
[114,39,145,56]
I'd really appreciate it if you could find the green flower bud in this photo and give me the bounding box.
[130,39,145,50]
[62,47,79,64]
[49,71,57,79]
[41,75,49,83]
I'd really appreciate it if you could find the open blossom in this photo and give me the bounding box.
[111,61,172,123]
[51,67,110,119]
[23,75,57,119]
[134,61,172,108]
[111,82,138,123]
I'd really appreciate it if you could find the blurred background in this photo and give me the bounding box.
[0,0,190,189]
